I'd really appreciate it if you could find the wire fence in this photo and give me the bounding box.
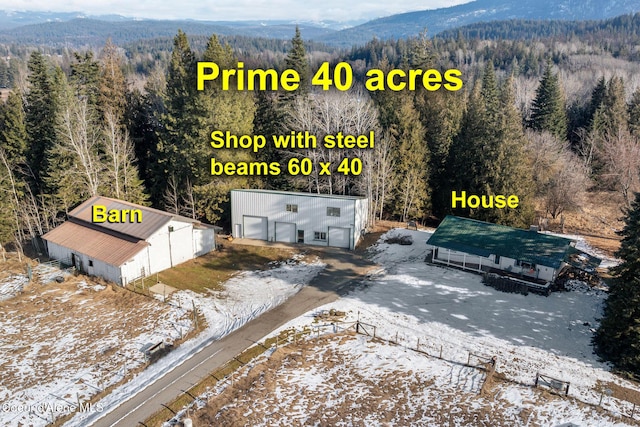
[162,316,640,426]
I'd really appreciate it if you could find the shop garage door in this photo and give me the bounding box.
[243,216,268,240]
[275,222,296,243]
[328,227,350,249]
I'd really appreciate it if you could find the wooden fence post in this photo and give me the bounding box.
[416,338,420,351]
[439,345,443,359]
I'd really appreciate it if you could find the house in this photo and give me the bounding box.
[230,189,368,250]
[42,196,219,285]
[426,215,600,287]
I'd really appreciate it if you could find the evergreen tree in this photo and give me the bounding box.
[0,90,28,165]
[587,76,607,126]
[155,30,201,202]
[284,26,310,96]
[590,76,630,182]
[392,94,429,221]
[253,90,289,190]
[529,62,567,140]
[0,90,28,249]
[99,39,127,122]
[595,192,640,374]
[195,33,257,224]
[25,51,59,192]
[628,86,640,138]
[70,52,101,109]
[448,64,533,227]
[592,76,628,137]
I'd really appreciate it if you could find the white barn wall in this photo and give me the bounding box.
[167,220,195,266]
[45,241,124,284]
[231,190,368,250]
[120,250,151,284]
[46,241,72,266]
[193,227,216,257]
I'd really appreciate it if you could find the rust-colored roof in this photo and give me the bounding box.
[43,220,149,266]
[69,196,198,240]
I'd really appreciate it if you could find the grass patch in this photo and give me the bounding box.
[155,245,296,294]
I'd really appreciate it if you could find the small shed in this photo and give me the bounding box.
[230,189,368,250]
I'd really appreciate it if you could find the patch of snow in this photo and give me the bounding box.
[248,228,637,425]
[62,255,324,427]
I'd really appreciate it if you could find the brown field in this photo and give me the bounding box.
[190,333,638,427]
[155,242,297,293]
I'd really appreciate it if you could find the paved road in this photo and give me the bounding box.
[90,247,377,427]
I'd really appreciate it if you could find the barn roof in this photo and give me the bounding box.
[426,216,575,269]
[69,196,199,240]
[42,220,149,267]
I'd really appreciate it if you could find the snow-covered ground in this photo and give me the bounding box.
[0,263,70,301]
[0,254,323,427]
[62,254,324,427]
[191,334,633,426]
[190,228,638,426]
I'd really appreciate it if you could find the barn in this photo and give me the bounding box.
[42,196,219,285]
[426,215,600,289]
[230,189,368,250]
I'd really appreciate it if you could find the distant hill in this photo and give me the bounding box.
[320,0,640,46]
[0,17,341,47]
[436,13,640,42]
[2,1,639,49]
[0,10,131,30]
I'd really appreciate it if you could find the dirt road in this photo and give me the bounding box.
[87,247,376,427]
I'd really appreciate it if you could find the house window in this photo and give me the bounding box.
[314,231,327,241]
[327,207,340,217]
[286,204,298,213]
[516,260,535,270]
[494,255,500,265]
[89,260,94,267]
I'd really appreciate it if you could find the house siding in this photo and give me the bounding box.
[429,246,559,283]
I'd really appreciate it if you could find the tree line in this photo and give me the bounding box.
[1,25,640,375]
[2,27,640,245]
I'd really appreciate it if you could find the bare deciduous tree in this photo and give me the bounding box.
[599,128,640,207]
[56,96,103,197]
[525,130,590,219]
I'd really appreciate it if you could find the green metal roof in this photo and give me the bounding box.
[426,216,575,269]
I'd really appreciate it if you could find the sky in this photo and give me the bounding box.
[0,0,473,22]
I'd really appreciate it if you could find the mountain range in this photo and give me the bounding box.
[0,0,638,47]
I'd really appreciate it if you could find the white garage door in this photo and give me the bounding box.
[243,216,268,240]
[328,227,350,249]
[275,222,296,243]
